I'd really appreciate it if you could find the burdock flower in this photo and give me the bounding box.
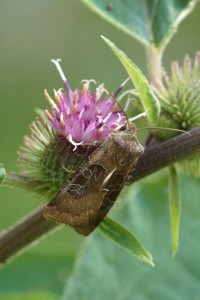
[153,52,200,138]
[153,52,200,177]
[45,59,127,150]
[18,59,131,198]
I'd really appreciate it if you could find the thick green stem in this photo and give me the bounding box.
[145,44,162,85]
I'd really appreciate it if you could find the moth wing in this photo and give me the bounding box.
[44,163,109,234]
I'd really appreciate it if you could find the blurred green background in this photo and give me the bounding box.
[0,0,200,299]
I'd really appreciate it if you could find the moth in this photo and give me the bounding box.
[44,123,144,235]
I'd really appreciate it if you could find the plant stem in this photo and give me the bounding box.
[130,127,200,182]
[145,43,162,85]
[0,127,200,266]
[0,207,59,266]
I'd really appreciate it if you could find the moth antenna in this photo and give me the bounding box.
[112,97,130,127]
[137,127,191,136]
[106,78,130,128]
[113,97,147,128]
[106,78,146,129]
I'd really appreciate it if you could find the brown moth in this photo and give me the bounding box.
[44,123,143,235]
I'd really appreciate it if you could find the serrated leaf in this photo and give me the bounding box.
[0,163,5,184]
[102,36,160,124]
[81,0,197,49]
[99,217,154,266]
[168,165,181,256]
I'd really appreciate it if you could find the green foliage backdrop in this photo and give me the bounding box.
[0,0,200,299]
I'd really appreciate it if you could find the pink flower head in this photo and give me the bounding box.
[45,59,129,150]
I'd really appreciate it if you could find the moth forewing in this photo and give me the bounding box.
[44,124,144,235]
[101,168,117,187]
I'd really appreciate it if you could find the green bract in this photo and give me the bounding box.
[154,53,200,138]
[154,53,200,178]
[18,113,91,199]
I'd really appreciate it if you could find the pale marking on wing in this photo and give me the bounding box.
[101,168,117,187]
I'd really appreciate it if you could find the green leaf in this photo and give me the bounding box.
[63,175,200,300]
[0,163,5,183]
[102,36,160,124]
[99,217,154,266]
[168,165,181,256]
[81,0,197,48]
